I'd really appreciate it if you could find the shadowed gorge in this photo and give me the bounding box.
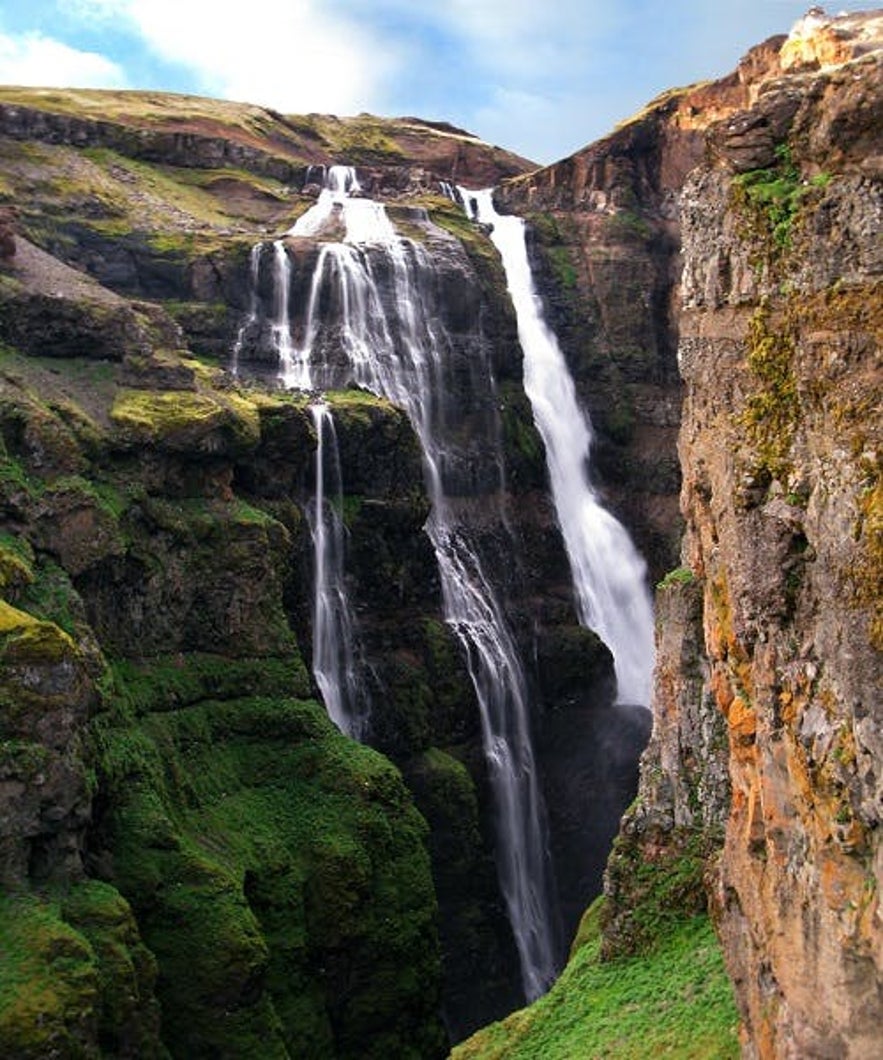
[1,7,882,1058]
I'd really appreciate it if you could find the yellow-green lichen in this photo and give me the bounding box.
[736,303,798,482]
[111,387,260,450]
[0,599,77,663]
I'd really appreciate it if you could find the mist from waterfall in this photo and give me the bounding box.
[460,187,655,706]
[308,401,367,740]
[275,165,559,1000]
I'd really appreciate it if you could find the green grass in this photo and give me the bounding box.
[452,902,739,1060]
[657,566,696,590]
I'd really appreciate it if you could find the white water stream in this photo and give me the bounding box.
[462,188,655,706]
[275,166,559,999]
[308,402,366,740]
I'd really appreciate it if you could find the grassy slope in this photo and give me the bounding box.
[451,900,739,1060]
[0,87,534,175]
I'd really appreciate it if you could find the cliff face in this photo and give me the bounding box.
[0,322,449,1056]
[604,13,882,1060]
[0,92,645,1053]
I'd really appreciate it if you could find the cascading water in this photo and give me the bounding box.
[230,242,263,377]
[278,166,559,1000]
[308,402,367,740]
[461,188,655,706]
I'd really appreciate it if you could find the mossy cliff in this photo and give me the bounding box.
[0,90,630,1049]
[0,333,449,1056]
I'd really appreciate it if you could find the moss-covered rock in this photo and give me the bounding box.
[404,748,522,1040]
[110,388,260,454]
[91,691,446,1059]
[0,884,165,1059]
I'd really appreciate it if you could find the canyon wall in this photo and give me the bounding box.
[579,13,882,1060]
[0,90,644,1053]
[455,10,881,1058]
[1,9,881,1058]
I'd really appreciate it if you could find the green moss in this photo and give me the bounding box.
[603,394,636,445]
[606,209,653,241]
[429,200,501,272]
[0,885,165,1059]
[92,691,445,1058]
[657,566,696,590]
[60,881,166,1058]
[528,213,581,288]
[106,652,312,718]
[602,827,716,960]
[452,907,738,1060]
[0,598,76,662]
[111,387,261,450]
[0,738,51,779]
[732,143,803,251]
[0,892,99,1058]
[312,115,407,164]
[497,381,546,489]
[0,534,35,592]
[17,559,84,637]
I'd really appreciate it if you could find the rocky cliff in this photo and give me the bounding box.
[458,9,881,1059]
[0,89,647,1054]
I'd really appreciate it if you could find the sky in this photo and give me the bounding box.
[0,1,875,164]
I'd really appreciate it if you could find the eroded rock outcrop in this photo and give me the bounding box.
[605,15,882,1059]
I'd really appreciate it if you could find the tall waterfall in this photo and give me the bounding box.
[308,402,367,740]
[275,165,559,1000]
[463,188,655,706]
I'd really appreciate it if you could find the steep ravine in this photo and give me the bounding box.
[0,91,646,1054]
[1,8,881,1059]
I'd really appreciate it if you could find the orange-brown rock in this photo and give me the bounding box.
[601,11,881,1058]
[677,24,883,1059]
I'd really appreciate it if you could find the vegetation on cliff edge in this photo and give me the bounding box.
[451,899,738,1060]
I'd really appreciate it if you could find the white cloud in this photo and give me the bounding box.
[0,31,128,88]
[372,0,618,80]
[63,0,399,114]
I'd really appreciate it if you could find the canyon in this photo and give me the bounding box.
[0,7,881,1058]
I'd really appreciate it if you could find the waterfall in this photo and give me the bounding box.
[308,402,367,740]
[288,164,361,238]
[282,168,559,1000]
[231,242,263,377]
[269,238,304,388]
[463,188,655,706]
